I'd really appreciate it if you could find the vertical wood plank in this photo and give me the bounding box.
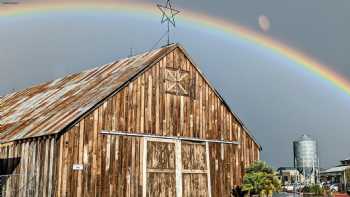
[175,140,182,197]
[206,142,212,197]
[142,138,147,197]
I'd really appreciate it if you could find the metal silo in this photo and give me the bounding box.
[293,134,319,184]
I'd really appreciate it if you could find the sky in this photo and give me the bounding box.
[0,0,349,168]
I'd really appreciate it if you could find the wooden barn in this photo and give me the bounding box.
[0,44,261,197]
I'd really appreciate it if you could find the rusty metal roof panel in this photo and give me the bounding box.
[0,44,177,142]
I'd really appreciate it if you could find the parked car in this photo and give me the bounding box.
[330,184,339,192]
[283,185,295,192]
[294,183,304,192]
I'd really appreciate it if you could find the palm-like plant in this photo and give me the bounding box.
[242,161,281,197]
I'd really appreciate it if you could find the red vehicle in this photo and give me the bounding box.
[335,193,350,197]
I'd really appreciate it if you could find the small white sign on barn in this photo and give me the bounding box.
[72,164,84,171]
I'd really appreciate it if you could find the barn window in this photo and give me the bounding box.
[165,68,190,96]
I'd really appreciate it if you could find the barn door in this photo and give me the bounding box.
[143,139,211,197]
[181,142,210,197]
[144,139,177,197]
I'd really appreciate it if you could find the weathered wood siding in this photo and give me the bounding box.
[55,47,260,196]
[0,137,56,197]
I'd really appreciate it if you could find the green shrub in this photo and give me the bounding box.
[242,161,281,197]
[303,184,324,195]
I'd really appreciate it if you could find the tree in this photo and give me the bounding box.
[242,161,281,197]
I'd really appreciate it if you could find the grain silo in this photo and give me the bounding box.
[293,134,319,184]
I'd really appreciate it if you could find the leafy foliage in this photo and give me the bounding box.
[303,184,324,195]
[245,161,274,174]
[242,161,281,197]
[231,186,248,197]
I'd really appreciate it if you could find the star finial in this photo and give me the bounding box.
[157,0,180,27]
[157,0,180,45]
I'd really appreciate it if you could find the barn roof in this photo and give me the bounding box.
[0,44,176,142]
[0,44,260,148]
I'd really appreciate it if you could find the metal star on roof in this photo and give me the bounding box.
[157,0,180,27]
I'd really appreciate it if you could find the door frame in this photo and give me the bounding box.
[142,138,211,197]
[142,137,177,197]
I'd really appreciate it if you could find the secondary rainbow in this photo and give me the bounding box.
[1,1,350,96]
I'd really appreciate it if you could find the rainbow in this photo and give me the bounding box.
[1,1,350,96]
